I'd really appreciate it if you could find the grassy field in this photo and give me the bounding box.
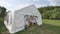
[43,19,60,26]
[0,18,8,34]
[0,19,60,34]
[15,19,60,34]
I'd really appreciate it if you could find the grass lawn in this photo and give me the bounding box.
[15,19,60,34]
[0,18,8,34]
[0,19,60,34]
[43,19,60,26]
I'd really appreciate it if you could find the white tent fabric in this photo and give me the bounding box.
[4,4,42,33]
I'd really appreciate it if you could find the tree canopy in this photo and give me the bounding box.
[38,6,60,19]
[0,6,6,18]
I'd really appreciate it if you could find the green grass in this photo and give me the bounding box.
[0,19,60,34]
[0,18,8,34]
[43,19,60,26]
[15,19,60,34]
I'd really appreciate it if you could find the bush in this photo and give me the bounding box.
[42,8,60,19]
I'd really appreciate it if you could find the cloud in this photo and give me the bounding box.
[35,4,48,8]
[32,0,50,7]
[0,0,33,11]
[32,0,39,2]
[12,3,34,11]
[0,0,59,11]
[0,0,12,11]
[49,0,56,2]
[48,0,57,6]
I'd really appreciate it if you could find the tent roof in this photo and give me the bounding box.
[14,4,36,12]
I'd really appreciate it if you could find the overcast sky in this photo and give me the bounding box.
[0,0,60,11]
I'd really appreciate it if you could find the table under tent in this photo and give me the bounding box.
[4,4,42,33]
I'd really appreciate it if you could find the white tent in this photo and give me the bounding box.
[4,4,42,33]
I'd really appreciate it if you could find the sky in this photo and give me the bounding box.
[0,0,60,11]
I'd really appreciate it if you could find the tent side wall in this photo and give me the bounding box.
[11,10,25,33]
[8,11,15,33]
[4,11,13,33]
[32,6,42,25]
[17,5,42,25]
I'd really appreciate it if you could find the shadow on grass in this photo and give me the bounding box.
[15,23,60,34]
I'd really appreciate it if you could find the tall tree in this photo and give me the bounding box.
[0,7,6,18]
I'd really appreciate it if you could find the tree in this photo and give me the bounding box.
[0,7,6,18]
[38,6,60,19]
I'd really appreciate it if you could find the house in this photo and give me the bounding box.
[4,4,42,33]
